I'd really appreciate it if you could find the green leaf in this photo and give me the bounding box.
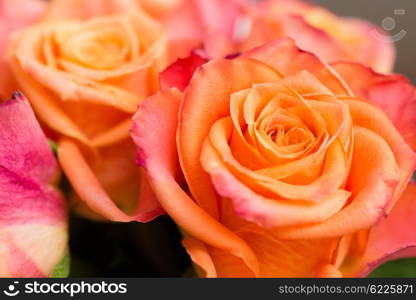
[51,251,70,278]
[369,258,416,278]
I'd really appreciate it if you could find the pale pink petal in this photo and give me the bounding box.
[0,92,67,277]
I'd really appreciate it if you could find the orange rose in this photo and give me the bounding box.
[6,0,170,221]
[241,0,395,73]
[131,39,416,277]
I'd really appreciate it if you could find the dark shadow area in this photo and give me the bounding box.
[69,214,191,277]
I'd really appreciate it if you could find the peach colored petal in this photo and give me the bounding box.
[235,227,337,277]
[57,138,161,222]
[131,88,259,276]
[242,14,348,64]
[91,118,132,148]
[333,62,416,150]
[201,135,350,228]
[206,247,255,278]
[178,57,280,219]
[8,57,90,144]
[137,0,183,19]
[182,237,217,278]
[275,126,401,239]
[343,183,416,277]
[345,99,416,210]
[205,117,348,203]
[241,38,353,96]
[315,264,342,278]
[14,28,141,113]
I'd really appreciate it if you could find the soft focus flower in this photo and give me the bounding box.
[0,92,67,277]
[136,0,184,19]
[241,0,396,73]
[0,0,46,98]
[159,0,395,73]
[131,39,416,277]
[135,0,250,59]
[6,0,171,221]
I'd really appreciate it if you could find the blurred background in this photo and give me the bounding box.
[314,0,416,83]
[68,0,416,277]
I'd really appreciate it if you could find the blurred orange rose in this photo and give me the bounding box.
[131,39,416,277]
[0,0,46,98]
[6,0,171,221]
[241,0,395,73]
[153,0,395,73]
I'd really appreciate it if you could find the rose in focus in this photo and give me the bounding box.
[6,0,173,221]
[132,39,416,277]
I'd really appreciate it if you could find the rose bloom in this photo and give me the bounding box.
[5,0,178,221]
[131,39,416,277]
[240,0,395,74]
[0,92,67,277]
[158,0,395,74]
[159,0,250,59]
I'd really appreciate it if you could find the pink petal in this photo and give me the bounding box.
[165,0,249,58]
[0,92,67,277]
[159,51,207,92]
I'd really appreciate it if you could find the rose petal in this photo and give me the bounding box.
[57,138,161,222]
[332,62,416,150]
[178,57,280,219]
[131,88,260,276]
[201,134,350,228]
[137,0,183,19]
[44,0,141,20]
[0,93,67,277]
[182,237,217,278]
[275,126,401,239]
[159,51,207,92]
[343,183,416,277]
[234,227,337,277]
[242,38,353,96]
